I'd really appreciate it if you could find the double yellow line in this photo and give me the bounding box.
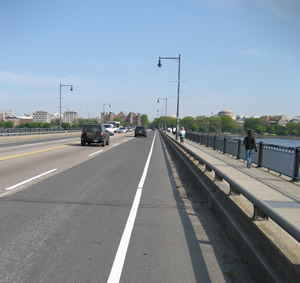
[0,145,70,161]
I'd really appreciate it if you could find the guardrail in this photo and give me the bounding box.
[0,128,81,137]
[162,131,300,243]
[186,132,300,182]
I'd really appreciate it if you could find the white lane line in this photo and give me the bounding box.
[5,169,57,191]
[112,143,120,147]
[107,131,156,283]
[124,139,128,142]
[88,150,103,156]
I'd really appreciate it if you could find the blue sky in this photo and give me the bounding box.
[0,0,299,120]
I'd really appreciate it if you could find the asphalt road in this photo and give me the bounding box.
[0,130,254,283]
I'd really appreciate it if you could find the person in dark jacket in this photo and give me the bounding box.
[243,130,257,168]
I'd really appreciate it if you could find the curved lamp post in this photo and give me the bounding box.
[59,83,73,128]
[157,97,167,130]
[103,103,111,122]
[157,54,181,140]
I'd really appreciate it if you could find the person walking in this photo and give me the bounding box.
[179,127,186,144]
[243,130,257,168]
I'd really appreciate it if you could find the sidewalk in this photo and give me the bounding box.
[167,132,300,229]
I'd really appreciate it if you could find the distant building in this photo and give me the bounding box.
[63,111,79,126]
[18,116,33,124]
[265,115,288,126]
[51,113,60,120]
[0,112,4,121]
[217,109,236,120]
[100,111,115,123]
[33,111,51,123]
[100,111,141,126]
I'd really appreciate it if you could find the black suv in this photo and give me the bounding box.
[81,124,110,146]
[134,126,147,137]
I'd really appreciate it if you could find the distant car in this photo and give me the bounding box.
[103,124,115,136]
[81,124,110,146]
[127,127,133,132]
[135,126,147,137]
[119,127,127,133]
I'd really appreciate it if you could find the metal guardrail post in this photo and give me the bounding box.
[291,147,300,182]
[253,205,268,220]
[213,135,216,150]
[229,184,240,195]
[223,137,227,154]
[237,139,241,159]
[206,135,209,147]
[257,142,264,168]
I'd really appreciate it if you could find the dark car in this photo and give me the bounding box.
[81,124,110,146]
[135,126,147,137]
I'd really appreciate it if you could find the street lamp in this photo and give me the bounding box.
[157,97,167,117]
[59,83,73,129]
[103,103,111,123]
[157,97,167,130]
[157,54,181,140]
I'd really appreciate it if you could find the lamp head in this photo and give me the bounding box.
[70,85,73,91]
[157,99,159,103]
[157,58,162,68]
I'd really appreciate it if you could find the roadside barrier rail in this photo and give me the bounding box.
[0,128,81,137]
[186,132,300,182]
[162,131,300,243]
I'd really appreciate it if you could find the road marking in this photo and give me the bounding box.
[112,143,120,147]
[5,169,57,191]
[0,145,69,161]
[124,139,128,142]
[107,131,156,283]
[88,150,103,156]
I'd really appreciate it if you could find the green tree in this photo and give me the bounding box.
[181,116,195,131]
[195,116,209,132]
[266,125,275,135]
[220,116,237,133]
[286,122,300,136]
[141,114,149,126]
[62,122,71,129]
[256,125,266,135]
[208,116,222,133]
[191,124,199,132]
[0,121,5,128]
[5,121,14,128]
[275,124,288,136]
[43,123,51,128]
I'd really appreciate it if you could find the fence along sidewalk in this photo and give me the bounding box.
[186,132,300,182]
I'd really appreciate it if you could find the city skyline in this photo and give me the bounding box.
[1,0,299,120]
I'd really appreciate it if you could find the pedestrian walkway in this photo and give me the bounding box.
[166,131,300,234]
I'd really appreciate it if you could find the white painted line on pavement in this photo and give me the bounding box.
[107,131,157,283]
[88,150,103,156]
[5,168,57,191]
[112,143,120,147]
[124,139,128,142]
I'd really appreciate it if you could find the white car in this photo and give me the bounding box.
[104,124,115,135]
[118,127,127,133]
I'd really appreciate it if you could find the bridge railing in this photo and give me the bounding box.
[0,128,81,137]
[186,132,300,182]
[163,131,300,243]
